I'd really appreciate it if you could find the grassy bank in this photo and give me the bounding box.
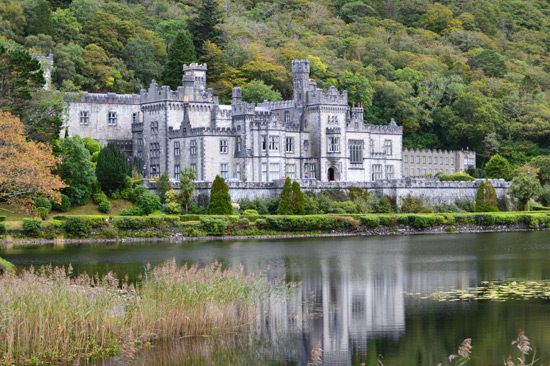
[1,211,549,242]
[0,260,294,365]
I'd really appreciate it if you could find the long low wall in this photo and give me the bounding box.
[142,178,511,206]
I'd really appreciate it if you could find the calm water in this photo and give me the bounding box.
[3,231,550,365]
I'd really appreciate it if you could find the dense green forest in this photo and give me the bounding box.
[2,0,550,166]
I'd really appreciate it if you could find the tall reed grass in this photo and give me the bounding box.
[0,260,295,365]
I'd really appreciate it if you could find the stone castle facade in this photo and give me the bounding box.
[65,59,405,183]
[402,148,476,177]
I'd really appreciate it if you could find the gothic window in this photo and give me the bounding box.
[150,164,159,178]
[190,140,197,155]
[285,111,290,123]
[417,155,420,164]
[174,164,180,180]
[304,140,309,151]
[108,111,117,126]
[261,135,267,150]
[137,133,143,146]
[174,142,180,156]
[269,163,280,180]
[386,165,394,179]
[79,111,89,125]
[404,154,408,163]
[236,136,242,152]
[328,137,340,153]
[423,156,426,164]
[190,163,197,173]
[235,163,241,180]
[151,121,158,134]
[372,164,382,180]
[220,139,228,154]
[384,140,392,156]
[269,136,279,151]
[286,164,296,179]
[285,137,294,153]
[429,156,432,164]
[349,140,363,165]
[309,163,316,179]
[220,163,228,179]
[261,163,268,181]
[150,143,160,158]
[446,157,449,165]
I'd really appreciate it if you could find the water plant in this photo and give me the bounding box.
[0,260,296,365]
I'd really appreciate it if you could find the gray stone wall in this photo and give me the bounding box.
[143,178,510,206]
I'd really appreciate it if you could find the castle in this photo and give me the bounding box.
[64,60,405,183]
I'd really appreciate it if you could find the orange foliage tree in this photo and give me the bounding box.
[0,111,65,213]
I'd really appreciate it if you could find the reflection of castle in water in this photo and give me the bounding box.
[230,245,479,365]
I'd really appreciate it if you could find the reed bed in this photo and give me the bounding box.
[0,260,294,365]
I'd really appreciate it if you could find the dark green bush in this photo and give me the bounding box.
[179,215,201,222]
[255,218,267,229]
[137,192,162,215]
[0,223,6,235]
[379,216,392,226]
[238,218,250,227]
[360,216,380,227]
[131,185,148,202]
[474,214,496,225]
[121,206,144,216]
[199,218,228,235]
[455,215,475,224]
[63,217,91,236]
[93,192,108,204]
[34,198,52,213]
[521,215,539,229]
[494,215,518,225]
[0,216,5,222]
[52,194,71,212]
[23,218,42,234]
[243,209,259,216]
[400,195,422,213]
[34,207,49,220]
[397,216,409,225]
[98,201,112,213]
[184,227,203,237]
[408,215,431,228]
[113,217,143,229]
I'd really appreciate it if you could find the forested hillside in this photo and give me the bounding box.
[2,0,550,166]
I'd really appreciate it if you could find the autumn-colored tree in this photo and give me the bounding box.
[0,111,65,213]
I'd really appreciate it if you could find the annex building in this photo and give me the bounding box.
[65,59,406,183]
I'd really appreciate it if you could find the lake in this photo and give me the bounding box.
[2,231,550,365]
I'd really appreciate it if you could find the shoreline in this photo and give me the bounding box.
[0,224,545,245]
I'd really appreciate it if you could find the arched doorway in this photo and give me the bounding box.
[328,167,335,181]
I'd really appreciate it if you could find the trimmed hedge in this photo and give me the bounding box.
[360,216,380,227]
[23,218,42,234]
[113,216,178,230]
[199,218,228,235]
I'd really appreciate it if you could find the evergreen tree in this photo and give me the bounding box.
[207,175,232,215]
[162,30,196,89]
[95,143,131,193]
[189,0,224,56]
[58,136,97,205]
[180,167,196,215]
[485,154,512,181]
[291,181,305,215]
[475,179,498,212]
[277,177,293,215]
[156,172,171,203]
[28,0,53,36]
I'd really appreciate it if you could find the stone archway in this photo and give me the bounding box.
[328,167,335,181]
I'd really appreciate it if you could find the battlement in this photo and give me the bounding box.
[231,102,256,115]
[257,100,295,111]
[32,53,54,66]
[366,119,402,134]
[403,147,458,155]
[308,86,348,106]
[183,63,207,72]
[71,91,140,105]
[292,59,310,73]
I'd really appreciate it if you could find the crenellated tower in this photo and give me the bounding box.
[292,59,310,108]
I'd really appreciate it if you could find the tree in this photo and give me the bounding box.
[188,0,224,56]
[51,8,81,44]
[0,111,65,213]
[68,0,100,24]
[475,179,498,212]
[95,142,131,193]
[419,3,462,34]
[180,167,196,215]
[242,80,282,104]
[122,39,162,88]
[485,154,512,181]
[207,175,232,215]
[339,71,374,108]
[57,136,97,205]
[277,177,293,215]
[530,156,550,186]
[510,165,542,211]
[471,49,507,78]
[291,181,305,215]
[27,0,53,37]
[156,172,171,203]
[162,30,196,89]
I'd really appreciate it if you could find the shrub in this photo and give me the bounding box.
[474,214,496,225]
[360,216,380,227]
[207,175,232,215]
[485,154,511,180]
[63,217,90,236]
[96,142,131,193]
[374,196,392,213]
[494,215,518,225]
[447,226,456,232]
[255,218,267,229]
[199,218,228,235]
[52,194,71,212]
[184,227,203,237]
[23,218,42,234]
[539,184,550,207]
[34,207,49,220]
[163,201,182,215]
[455,214,474,224]
[397,216,409,225]
[379,216,393,226]
[439,172,475,182]
[0,216,5,222]
[120,188,133,199]
[131,185,148,202]
[137,192,162,215]
[521,215,539,229]
[243,209,259,216]
[93,192,108,204]
[456,199,475,212]
[400,195,422,213]
[408,215,431,228]
[476,180,498,212]
[98,201,111,213]
[34,198,52,213]
[121,206,144,216]
[0,223,6,235]
[238,218,250,228]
